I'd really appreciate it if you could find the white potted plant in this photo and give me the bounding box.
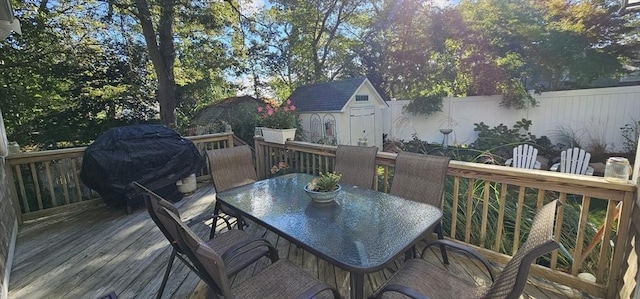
[257,98,298,144]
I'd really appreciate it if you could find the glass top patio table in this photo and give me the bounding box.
[215,173,443,298]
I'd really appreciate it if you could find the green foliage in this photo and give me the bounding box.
[472,118,533,151]
[621,120,640,154]
[402,93,445,117]
[1,2,158,149]
[225,103,262,146]
[439,177,597,270]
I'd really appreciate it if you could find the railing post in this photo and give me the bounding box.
[607,190,636,298]
[4,157,22,225]
[227,133,234,147]
[254,138,266,179]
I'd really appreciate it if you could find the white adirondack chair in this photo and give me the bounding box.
[505,144,541,169]
[550,147,594,175]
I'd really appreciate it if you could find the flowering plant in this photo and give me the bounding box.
[257,98,298,129]
[270,161,291,176]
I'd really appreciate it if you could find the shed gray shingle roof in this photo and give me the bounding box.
[288,77,366,112]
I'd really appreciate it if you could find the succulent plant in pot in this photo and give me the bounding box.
[306,172,342,192]
[304,172,342,203]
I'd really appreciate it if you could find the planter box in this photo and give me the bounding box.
[261,128,296,144]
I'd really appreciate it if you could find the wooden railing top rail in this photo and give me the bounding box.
[279,140,635,195]
[5,147,87,163]
[4,133,234,164]
[447,160,636,199]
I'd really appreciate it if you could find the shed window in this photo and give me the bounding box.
[355,95,369,102]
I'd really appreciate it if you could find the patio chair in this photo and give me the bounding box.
[206,145,257,234]
[390,151,451,263]
[157,205,340,298]
[550,147,594,175]
[334,144,378,189]
[505,144,541,169]
[370,200,561,299]
[133,182,278,299]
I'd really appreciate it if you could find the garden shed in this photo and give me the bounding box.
[289,77,388,148]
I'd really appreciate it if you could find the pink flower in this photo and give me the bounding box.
[286,99,292,105]
[283,106,289,112]
[257,106,263,113]
[290,105,296,111]
[267,109,274,116]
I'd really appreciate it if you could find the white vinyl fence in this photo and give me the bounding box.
[383,85,640,153]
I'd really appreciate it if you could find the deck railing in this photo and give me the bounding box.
[4,133,234,223]
[4,134,636,298]
[255,138,637,299]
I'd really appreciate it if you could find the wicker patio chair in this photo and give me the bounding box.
[334,144,378,189]
[370,200,561,299]
[505,144,541,169]
[390,151,450,263]
[133,182,278,299]
[157,206,340,299]
[206,145,258,235]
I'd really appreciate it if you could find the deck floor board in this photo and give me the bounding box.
[9,186,584,299]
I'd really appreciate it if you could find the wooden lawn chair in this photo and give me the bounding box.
[550,147,594,175]
[505,144,541,169]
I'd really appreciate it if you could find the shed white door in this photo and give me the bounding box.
[349,107,376,146]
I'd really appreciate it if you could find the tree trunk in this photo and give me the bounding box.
[134,0,177,126]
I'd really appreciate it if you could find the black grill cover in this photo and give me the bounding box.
[80,124,204,207]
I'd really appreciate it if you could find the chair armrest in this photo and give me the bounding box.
[586,166,594,176]
[550,163,559,172]
[221,237,279,264]
[184,212,217,227]
[420,239,496,282]
[505,158,513,167]
[371,284,430,299]
[534,161,541,169]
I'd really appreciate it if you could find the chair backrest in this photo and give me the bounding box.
[482,200,561,299]
[132,182,184,254]
[559,147,591,175]
[156,206,234,297]
[511,144,538,169]
[334,145,378,189]
[206,145,258,192]
[390,152,450,207]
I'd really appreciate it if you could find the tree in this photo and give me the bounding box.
[356,1,459,115]
[106,0,241,127]
[1,0,157,148]
[259,0,366,88]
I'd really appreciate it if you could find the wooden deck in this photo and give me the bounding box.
[9,185,588,299]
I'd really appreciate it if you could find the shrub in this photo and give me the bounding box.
[621,120,640,154]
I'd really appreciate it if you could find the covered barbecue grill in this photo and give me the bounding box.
[80,124,204,212]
